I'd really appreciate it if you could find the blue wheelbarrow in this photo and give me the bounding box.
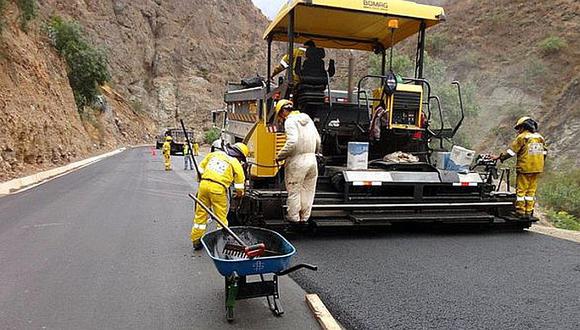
[201,226,317,322]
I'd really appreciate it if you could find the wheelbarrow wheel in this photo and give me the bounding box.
[226,306,234,322]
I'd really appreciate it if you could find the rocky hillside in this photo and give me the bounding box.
[0,1,157,181]
[423,0,579,167]
[0,0,269,182]
[40,0,269,131]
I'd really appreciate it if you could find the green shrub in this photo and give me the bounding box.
[203,127,221,144]
[523,58,546,83]
[0,0,6,33]
[130,100,144,114]
[368,53,413,77]
[16,0,36,30]
[538,169,580,218]
[538,36,567,54]
[490,12,508,29]
[546,211,580,231]
[426,33,448,54]
[47,17,110,111]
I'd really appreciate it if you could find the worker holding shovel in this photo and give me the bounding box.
[190,142,249,250]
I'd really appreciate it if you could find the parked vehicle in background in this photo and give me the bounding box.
[155,128,194,155]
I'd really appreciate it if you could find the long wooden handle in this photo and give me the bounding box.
[180,119,201,180]
[188,193,245,246]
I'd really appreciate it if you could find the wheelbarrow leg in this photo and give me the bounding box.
[261,274,284,316]
[225,273,240,322]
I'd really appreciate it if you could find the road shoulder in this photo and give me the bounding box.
[528,224,580,243]
[0,147,126,195]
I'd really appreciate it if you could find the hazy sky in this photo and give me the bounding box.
[251,0,285,19]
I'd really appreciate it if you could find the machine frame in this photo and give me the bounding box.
[220,0,532,230]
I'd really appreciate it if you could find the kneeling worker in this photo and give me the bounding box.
[275,99,321,223]
[492,116,547,218]
[190,142,249,250]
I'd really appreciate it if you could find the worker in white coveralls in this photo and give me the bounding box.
[275,99,321,223]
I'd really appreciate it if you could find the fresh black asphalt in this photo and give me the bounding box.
[290,229,580,329]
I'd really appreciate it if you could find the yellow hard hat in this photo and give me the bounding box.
[514,116,532,129]
[232,142,249,158]
[165,136,173,141]
[274,99,294,117]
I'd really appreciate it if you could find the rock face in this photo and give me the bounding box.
[41,0,269,132]
[0,0,268,181]
[424,0,580,167]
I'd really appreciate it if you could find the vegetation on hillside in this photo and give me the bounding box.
[203,127,221,144]
[16,0,37,30]
[47,16,110,111]
[538,36,567,55]
[0,0,7,33]
[0,0,37,33]
[538,168,580,231]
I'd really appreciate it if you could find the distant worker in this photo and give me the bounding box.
[162,136,172,171]
[270,40,316,84]
[193,142,200,156]
[191,142,249,250]
[492,116,547,218]
[275,99,321,223]
[183,143,193,170]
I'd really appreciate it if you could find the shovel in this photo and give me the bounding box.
[188,193,266,258]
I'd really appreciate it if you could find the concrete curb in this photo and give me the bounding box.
[0,147,126,195]
[528,224,580,244]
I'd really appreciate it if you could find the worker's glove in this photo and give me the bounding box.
[235,189,244,199]
[315,153,325,165]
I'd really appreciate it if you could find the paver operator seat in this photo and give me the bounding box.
[294,47,335,108]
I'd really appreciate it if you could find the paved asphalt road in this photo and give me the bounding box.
[290,229,580,329]
[2,147,579,330]
[0,148,317,329]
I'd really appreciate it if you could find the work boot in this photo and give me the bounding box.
[192,240,203,251]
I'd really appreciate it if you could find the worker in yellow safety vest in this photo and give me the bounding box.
[492,116,547,218]
[162,136,172,171]
[183,143,193,170]
[193,142,200,156]
[191,142,249,250]
[270,40,316,84]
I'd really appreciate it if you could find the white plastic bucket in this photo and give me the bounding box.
[347,142,369,170]
[450,146,475,167]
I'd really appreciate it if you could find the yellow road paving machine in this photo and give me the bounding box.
[220,0,531,230]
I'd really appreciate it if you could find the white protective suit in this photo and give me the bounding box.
[277,112,321,222]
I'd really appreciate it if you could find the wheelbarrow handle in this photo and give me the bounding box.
[277,263,318,276]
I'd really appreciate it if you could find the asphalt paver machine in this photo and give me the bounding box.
[220,0,531,230]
